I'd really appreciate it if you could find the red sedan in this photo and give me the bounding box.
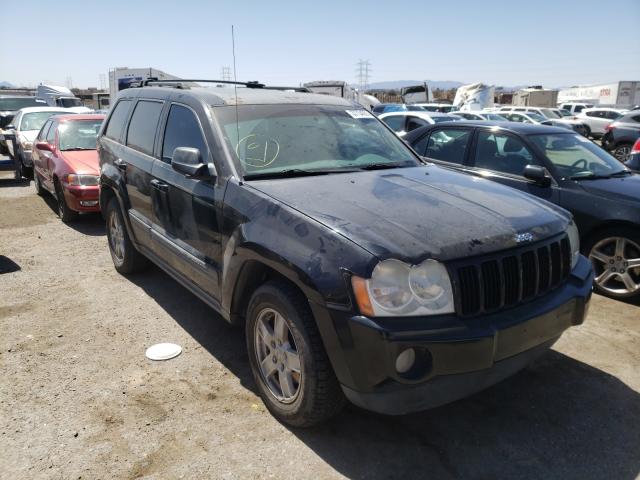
[32,114,105,222]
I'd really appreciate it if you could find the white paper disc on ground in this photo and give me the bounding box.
[145,343,182,361]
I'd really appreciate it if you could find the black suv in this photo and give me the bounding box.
[98,81,592,427]
[405,121,640,301]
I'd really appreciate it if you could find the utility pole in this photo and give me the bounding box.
[355,59,372,91]
[220,66,232,81]
[65,76,73,89]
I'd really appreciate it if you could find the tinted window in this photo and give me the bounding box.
[46,121,57,143]
[407,117,428,132]
[605,111,622,120]
[382,115,406,132]
[474,131,536,176]
[632,115,640,123]
[574,105,585,113]
[104,100,132,141]
[585,111,598,117]
[424,128,471,164]
[126,100,163,155]
[411,132,431,155]
[162,104,208,163]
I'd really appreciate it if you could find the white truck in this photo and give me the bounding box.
[453,83,495,111]
[302,80,380,111]
[513,87,559,107]
[35,84,84,109]
[108,67,179,104]
[557,81,640,108]
[400,82,434,104]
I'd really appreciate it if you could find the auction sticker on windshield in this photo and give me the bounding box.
[345,109,374,119]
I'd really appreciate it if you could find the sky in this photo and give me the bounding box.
[2,0,639,89]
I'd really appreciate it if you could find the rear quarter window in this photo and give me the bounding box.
[104,100,132,141]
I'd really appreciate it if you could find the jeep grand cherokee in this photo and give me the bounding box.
[98,80,593,427]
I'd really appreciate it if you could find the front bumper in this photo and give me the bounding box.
[62,184,100,212]
[311,255,593,415]
[21,149,33,165]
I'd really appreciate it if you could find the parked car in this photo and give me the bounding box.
[31,114,105,222]
[379,111,462,136]
[405,121,640,300]
[413,103,456,113]
[626,138,640,172]
[0,96,47,154]
[371,103,425,114]
[499,107,587,135]
[559,103,595,115]
[456,111,508,121]
[4,107,71,178]
[601,111,640,161]
[98,82,591,426]
[576,108,628,138]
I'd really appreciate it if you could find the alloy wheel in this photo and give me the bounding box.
[613,145,631,162]
[108,210,126,263]
[254,307,302,403]
[589,236,640,296]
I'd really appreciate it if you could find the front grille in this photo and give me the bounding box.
[452,234,572,317]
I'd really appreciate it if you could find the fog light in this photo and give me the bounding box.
[395,348,416,374]
[80,200,98,207]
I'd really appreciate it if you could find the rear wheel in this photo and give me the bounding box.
[105,196,148,273]
[585,228,640,299]
[583,125,591,138]
[612,143,632,162]
[34,172,44,196]
[246,280,345,427]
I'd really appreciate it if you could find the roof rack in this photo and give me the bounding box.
[139,78,310,93]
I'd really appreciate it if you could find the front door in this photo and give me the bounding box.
[150,103,222,300]
[469,129,560,203]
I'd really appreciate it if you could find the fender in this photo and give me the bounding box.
[99,165,140,248]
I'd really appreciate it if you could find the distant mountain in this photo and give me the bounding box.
[0,81,15,88]
[363,80,465,91]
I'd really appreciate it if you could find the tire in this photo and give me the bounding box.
[105,196,148,274]
[54,180,79,223]
[584,227,640,300]
[612,143,632,162]
[246,280,345,427]
[583,125,591,138]
[34,172,44,197]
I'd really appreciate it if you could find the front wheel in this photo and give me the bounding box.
[612,143,632,162]
[105,196,148,274]
[246,280,345,427]
[55,181,79,223]
[585,228,640,299]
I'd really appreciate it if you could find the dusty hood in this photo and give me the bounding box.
[250,166,570,263]
[59,150,99,175]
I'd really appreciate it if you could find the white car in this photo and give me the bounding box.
[378,111,462,137]
[499,110,584,133]
[5,107,70,178]
[412,103,456,113]
[558,102,595,115]
[456,111,509,121]
[576,108,628,138]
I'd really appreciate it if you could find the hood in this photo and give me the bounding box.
[59,150,100,174]
[578,174,640,204]
[250,166,570,263]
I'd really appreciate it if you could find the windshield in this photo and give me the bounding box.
[539,108,560,119]
[529,133,629,178]
[58,120,103,151]
[483,113,508,121]
[58,97,82,108]
[0,97,46,111]
[431,115,461,123]
[526,112,547,122]
[557,109,572,117]
[212,104,421,178]
[19,112,59,131]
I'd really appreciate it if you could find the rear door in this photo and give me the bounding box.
[121,99,164,248]
[149,102,222,299]
[41,119,58,191]
[414,126,474,169]
[468,128,560,203]
[32,119,53,183]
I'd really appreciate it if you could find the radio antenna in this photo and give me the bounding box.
[232,25,240,172]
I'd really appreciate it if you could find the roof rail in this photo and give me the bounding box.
[138,78,309,92]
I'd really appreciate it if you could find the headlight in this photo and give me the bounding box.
[65,174,99,186]
[351,258,454,317]
[567,220,580,269]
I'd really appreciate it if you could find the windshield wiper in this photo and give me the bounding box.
[244,168,358,180]
[62,147,94,151]
[610,170,633,177]
[570,170,632,180]
[359,163,408,171]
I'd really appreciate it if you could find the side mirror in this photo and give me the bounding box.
[171,147,210,178]
[523,164,551,187]
[35,141,54,152]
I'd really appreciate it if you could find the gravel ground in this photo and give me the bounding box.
[1,162,639,480]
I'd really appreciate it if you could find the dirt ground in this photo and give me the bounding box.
[1,163,639,480]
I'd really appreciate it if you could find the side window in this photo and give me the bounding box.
[632,115,640,123]
[474,131,537,176]
[585,111,597,117]
[381,115,406,132]
[104,100,132,141]
[606,111,622,120]
[507,113,523,122]
[424,128,471,164]
[161,104,208,163]
[406,117,428,132]
[46,121,56,143]
[39,120,52,140]
[411,132,431,155]
[574,105,585,113]
[126,100,164,156]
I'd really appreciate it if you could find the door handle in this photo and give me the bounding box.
[114,159,127,172]
[150,179,169,192]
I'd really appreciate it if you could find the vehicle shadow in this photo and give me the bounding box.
[127,266,640,480]
[39,189,106,236]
